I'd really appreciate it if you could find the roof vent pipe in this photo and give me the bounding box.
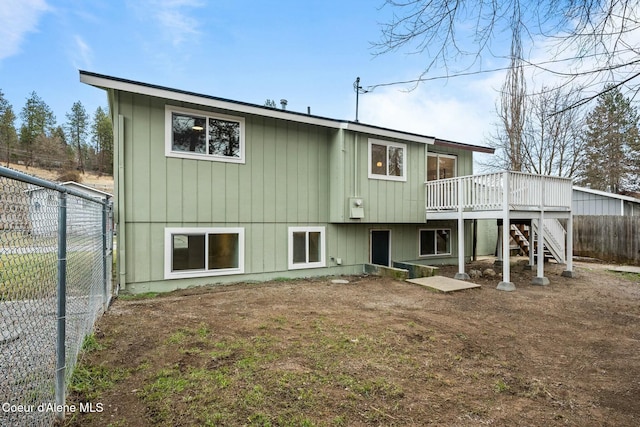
[280,99,288,110]
[307,106,311,115]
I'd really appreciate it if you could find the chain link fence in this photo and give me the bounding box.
[0,166,113,426]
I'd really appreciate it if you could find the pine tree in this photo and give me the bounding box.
[0,90,18,166]
[579,86,640,192]
[66,101,89,174]
[91,106,113,175]
[19,91,56,167]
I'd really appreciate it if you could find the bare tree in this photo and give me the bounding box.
[501,7,527,172]
[522,87,586,177]
[485,82,586,176]
[375,0,640,107]
[483,7,528,172]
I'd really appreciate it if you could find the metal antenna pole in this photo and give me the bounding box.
[354,77,361,122]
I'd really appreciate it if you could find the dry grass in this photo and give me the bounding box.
[4,163,113,194]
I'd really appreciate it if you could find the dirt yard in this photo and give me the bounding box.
[63,260,640,426]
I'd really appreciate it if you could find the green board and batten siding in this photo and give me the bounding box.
[329,131,426,223]
[109,90,476,292]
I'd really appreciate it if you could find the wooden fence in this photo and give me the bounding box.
[574,215,640,265]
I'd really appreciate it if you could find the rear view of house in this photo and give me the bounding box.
[80,71,572,293]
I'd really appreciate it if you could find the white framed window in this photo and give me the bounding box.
[164,227,244,279]
[368,138,407,181]
[165,106,245,164]
[288,226,326,270]
[419,229,451,257]
[427,153,457,181]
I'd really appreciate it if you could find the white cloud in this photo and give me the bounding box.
[134,0,205,46]
[71,35,92,69]
[0,0,50,61]
[358,81,497,148]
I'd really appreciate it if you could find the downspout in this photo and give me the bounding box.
[117,113,126,290]
[354,134,358,198]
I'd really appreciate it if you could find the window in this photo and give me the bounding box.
[368,139,407,181]
[288,226,326,270]
[427,153,457,181]
[164,227,244,279]
[165,106,245,163]
[419,229,451,256]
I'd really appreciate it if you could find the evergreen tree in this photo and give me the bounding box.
[66,101,89,174]
[19,91,56,167]
[91,106,113,175]
[0,90,18,166]
[579,86,640,192]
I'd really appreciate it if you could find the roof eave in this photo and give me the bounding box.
[434,138,494,154]
[81,70,498,150]
[573,185,640,204]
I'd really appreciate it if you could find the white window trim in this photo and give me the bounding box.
[426,152,457,181]
[367,138,407,182]
[164,227,245,279]
[165,105,246,164]
[418,228,452,257]
[288,226,326,270]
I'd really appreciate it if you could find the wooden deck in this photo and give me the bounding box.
[424,171,575,289]
[425,171,573,220]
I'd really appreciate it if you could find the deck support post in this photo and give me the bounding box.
[497,172,515,291]
[532,191,550,285]
[562,213,575,278]
[454,180,470,280]
[494,220,503,267]
[525,220,535,270]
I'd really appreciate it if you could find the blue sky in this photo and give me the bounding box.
[0,0,513,149]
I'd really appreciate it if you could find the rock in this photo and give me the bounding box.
[331,279,349,284]
[483,268,497,277]
[469,269,483,279]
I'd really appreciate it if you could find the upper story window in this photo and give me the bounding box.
[368,139,407,182]
[427,153,457,181]
[165,106,245,164]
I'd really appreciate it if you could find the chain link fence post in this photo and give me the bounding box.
[55,191,67,422]
[102,199,108,313]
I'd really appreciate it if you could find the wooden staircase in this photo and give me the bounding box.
[509,219,565,263]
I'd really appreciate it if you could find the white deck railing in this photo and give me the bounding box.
[425,171,573,212]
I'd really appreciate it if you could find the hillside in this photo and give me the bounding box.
[2,163,114,195]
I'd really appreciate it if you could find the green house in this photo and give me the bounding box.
[81,71,572,294]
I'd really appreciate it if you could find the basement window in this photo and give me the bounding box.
[419,229,451,256]
[166,106,245,163]
[165,227,244,279]
[288,226,326,270]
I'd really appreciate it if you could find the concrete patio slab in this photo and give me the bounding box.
[406,276,481,292]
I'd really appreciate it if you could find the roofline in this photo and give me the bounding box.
[573,185,640,204]
[434,138,494,154]
[80,71,434,144]
[79,70,490,151]
[62,181,112,197]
